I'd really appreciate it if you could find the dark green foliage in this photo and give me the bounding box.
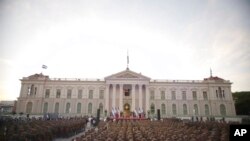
[233,91,250,115]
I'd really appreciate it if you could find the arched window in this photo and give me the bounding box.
[54,102,59,113]
[194,104,198,115]
[172,104,177,115]
[99,103,104,115]
[161,104,166,115]
[26,102,33,113]
[77,103,81,114]
[205,104,209,115]
[150,104,155,114]
[220,104,226,116]
[88,103,92,114]
[43,102,48,113]
[66,103,70,113]
[183,104,187,115]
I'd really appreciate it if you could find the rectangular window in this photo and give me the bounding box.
[161,91,165,100]
[27,87,31,95]
[56,89,61,98]
[89,90,93,99]
[203,91,208,100]
[34,87,37,95]
[171,91,176,100]
[124,89,130,96]
[150,90,154,100]
[67,89,72,99]
[182,91,186,100]
[192,91,197,100]
[78,89,82,99]
[45,89,50,98]
[99,90,104,99]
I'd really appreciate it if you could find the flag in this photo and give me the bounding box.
[118,107,120,117]
[134,109,138,117]
[112,107,116,117]
[42,65,48,69]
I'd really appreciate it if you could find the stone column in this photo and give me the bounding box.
[145,85,149,117]
[139,84,142,110]
[119,84,123,111]
[112,84,116,108]
[105,84,109,113]
[132,84,136,112]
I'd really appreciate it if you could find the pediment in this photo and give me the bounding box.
[105,69,150,80]
[116,73,139,78]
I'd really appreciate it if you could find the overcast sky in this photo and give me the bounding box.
[0,0,250,100]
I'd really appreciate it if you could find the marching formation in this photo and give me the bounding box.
[0,117,87,141]
[1,116,240,141]
[73,118,233,141]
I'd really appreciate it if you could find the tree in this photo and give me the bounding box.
[233,91,250,115]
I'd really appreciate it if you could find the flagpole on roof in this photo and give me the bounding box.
[41,65,48,74]
[41,64,48,114]
[127,49,129,70]
[210,68,212,77]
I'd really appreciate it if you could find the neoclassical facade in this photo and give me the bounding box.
[16,68,236,118]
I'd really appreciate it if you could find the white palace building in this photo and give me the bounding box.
[16,67,236,119]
